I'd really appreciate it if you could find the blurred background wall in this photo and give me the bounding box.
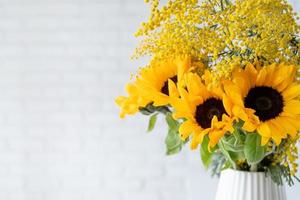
[0,0,298,200]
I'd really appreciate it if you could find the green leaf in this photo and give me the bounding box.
[267,165,283,186]
[229,151,245,163]
[156,106,171,115]
[222,160,232,170]
[210,152,226,177]
[232,121,245,143]
[222,135,244,152]
[267,164,300,186]
[139,103,171,116]
[218,138,237,169]
[165,129,183,155]
[200,136,214,169]
[164,113,183,155]
[147,113,158,132]
[139,104,155,115]
[165,113,179,130]
[244,133,266,165]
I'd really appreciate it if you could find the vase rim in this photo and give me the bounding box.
[224,168,266,174]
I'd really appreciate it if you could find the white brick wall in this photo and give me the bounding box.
[0,0,298,200]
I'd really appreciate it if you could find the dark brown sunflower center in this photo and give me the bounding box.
[161,75,178,95]
[195,98,226,128]
[244,86,284,122]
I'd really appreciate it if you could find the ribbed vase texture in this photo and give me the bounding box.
[215,169,286,200]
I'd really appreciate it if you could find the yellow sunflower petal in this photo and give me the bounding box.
[222,95,233,116]
[283,100,300,115]
[125,83,138,94]
[232,106,248,121]
[186,73,203,96]
[168,79,180,97]
[244,64,258,85]
[286,116,300,130]
[268,121,285,145]
[272,65,290,86]
[275,65,296,91]
[178,86,190,101]
[282,83,300,101]
[233,72,251,97]
[256,67,268,86]
[209,130,226,148]
[179,120,196,140]
[270,119,287,138]
[211,116,220,129]
[261,137,269,146]
[243,121,257,132]
[224,84,244,107]
[272,135,282,146]
[257,123,271,137]
[171,99,194,120]
[264,63,277,86]
[190,130,206,150]
[275,117,297,138]
[176,56,191,81]
[115,96,126,106]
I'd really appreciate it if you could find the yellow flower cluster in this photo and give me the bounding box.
[134,0,204,61]
[117,0,300,178]
[273,135,299,176]
[134,0,300,83]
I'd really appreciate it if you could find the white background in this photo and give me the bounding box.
[0,0,298,200]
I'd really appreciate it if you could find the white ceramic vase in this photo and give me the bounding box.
[215,169,286,200]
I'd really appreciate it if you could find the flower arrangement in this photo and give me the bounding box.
[116,0,300,186]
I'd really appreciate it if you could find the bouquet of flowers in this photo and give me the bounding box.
[116,0,300,186]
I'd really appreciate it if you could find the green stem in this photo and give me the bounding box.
[220,0,224,10]
[224,0,232,6]
[250,164,258,172]
[218,139,237,169]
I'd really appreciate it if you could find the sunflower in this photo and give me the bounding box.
[223,63,300,145]
[115,83,149,118]
[135,56,197,106]
[116,56,194,118]
[171,71,235,149]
